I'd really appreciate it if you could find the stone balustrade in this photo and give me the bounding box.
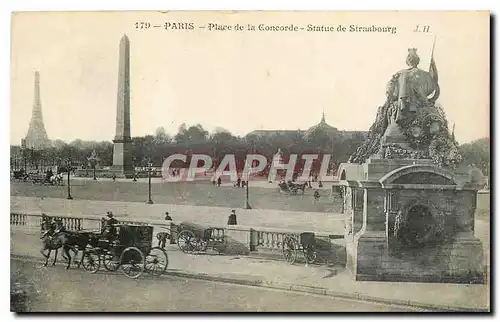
[10,212,339,262]
[10,213,26,226]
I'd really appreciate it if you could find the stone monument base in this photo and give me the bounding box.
[348,232,484,284]
[112,139,133,178]
[110,165,134,179]
[339,158,486,284]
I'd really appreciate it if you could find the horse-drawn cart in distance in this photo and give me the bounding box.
[277,181,307,195]
[176,221,225,254]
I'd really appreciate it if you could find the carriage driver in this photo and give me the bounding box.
[104,212,119,241]
[41,218,65,240]
[41,214,56,239]
[54,219,66,235]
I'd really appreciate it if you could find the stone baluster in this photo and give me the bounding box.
[265,232,271,248]
[276,233,283,248]
[258,232,265,247]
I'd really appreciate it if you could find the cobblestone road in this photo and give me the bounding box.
[11,259,413,312]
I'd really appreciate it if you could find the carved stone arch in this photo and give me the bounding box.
[395,198,445,249]
[379,164,456,186]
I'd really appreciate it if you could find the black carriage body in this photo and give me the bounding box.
[299,232,316,247]
[114,225,154,257]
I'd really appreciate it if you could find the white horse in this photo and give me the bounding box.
[50,174,64,185]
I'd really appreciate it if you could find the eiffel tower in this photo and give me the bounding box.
[23,71,51,150]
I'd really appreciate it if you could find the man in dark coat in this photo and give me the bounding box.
[227,210,237,225]
[105,212,118,240]
[157,212,173,248]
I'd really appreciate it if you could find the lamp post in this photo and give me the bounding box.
[24,150,27,172]
[146,159,153,204]
[243,143,255,210]
[88,150,98,180]
[66,158,73,200]
[132,157,137,182]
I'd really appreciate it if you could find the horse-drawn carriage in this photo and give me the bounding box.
[11,169,29,181]
[13,170,63,185]
[277,181,307,195]
[176,222,225,254]
[40,215,168,279]
[81,224,169,278]
[282,232,318,265]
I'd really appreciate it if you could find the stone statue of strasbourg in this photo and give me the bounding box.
[349,47,462,167]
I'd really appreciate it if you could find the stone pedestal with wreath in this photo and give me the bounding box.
[337,48,485,283]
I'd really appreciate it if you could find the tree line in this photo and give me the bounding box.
[11,123,365,173]
[10,124,489,182]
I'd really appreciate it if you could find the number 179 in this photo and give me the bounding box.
[135,22,151,29]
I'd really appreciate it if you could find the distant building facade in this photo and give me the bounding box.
[246,113,367,141]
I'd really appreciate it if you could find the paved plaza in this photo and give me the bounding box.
[11,178,341,213]
[10,228,490,311]
[10,178,491,312]
[11,196,344,233]
[12,258,415,312]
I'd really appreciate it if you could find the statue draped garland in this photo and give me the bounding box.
[348,47,462,168]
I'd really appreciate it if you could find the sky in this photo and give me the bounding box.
[10,11,490,145]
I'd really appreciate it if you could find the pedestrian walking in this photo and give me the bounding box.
[313,190,320,203]
[227,209,237,225]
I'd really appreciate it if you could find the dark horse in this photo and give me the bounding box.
[40,232,78,269]
[40,221,98,269]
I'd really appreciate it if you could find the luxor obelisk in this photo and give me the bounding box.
[112,34,133,178]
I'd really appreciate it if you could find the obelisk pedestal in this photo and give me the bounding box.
[112,34,133,178]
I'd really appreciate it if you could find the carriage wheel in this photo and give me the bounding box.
[282,236,298,264]
[102,251,120,271]
[145,247,169,276]
[303,245,317,264]
[81,250,100,273]
[177,230,196,253]
[119,247,145,279]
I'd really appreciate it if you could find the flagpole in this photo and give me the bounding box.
[430,36,437,69]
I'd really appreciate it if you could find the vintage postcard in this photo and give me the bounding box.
[10,11,490,312]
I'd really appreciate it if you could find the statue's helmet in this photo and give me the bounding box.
[406,48,420,68]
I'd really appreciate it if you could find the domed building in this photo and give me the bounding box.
[303,113,339,140]
[246,112,363,140]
